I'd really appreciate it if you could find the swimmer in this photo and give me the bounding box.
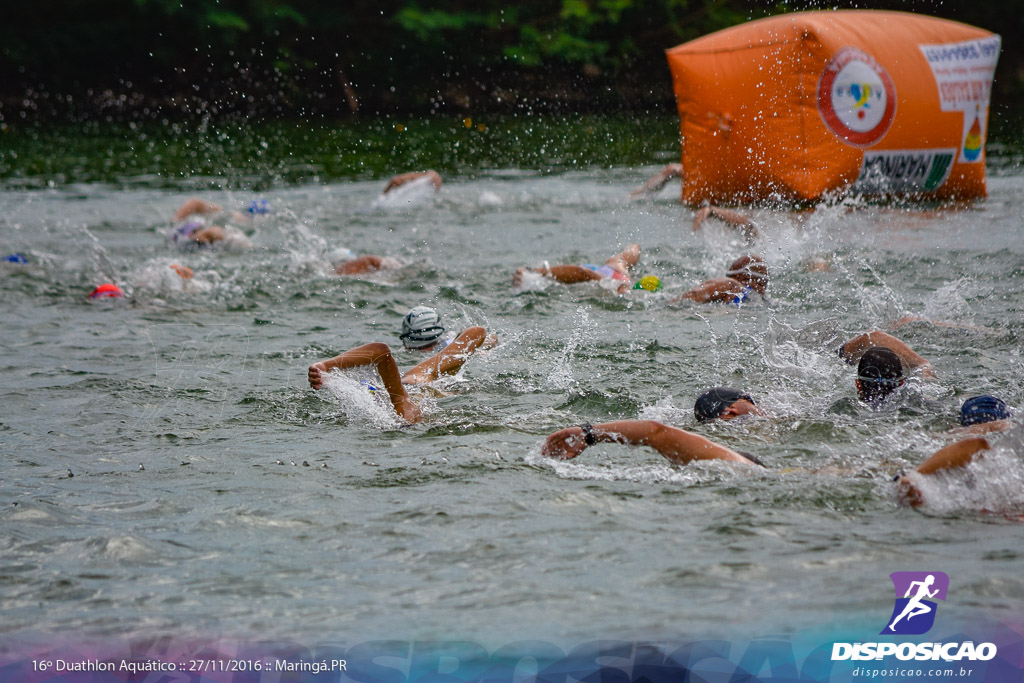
[170,197,262,249]
[839,330,935,378]
[513,244,641,294]
[383,170,442,195]
[630,164,682,197]
[694,387,760,422]
[954,395,1012,435]
[542,420,765,467]
[691,204,759,241]
[542,421,1000,512]
[333,253,402,276]
[306,325,494,423]
[848,347,906,404]
[675,254,768,304]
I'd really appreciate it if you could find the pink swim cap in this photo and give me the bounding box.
[88,283,125,299]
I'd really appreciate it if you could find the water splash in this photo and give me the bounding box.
[321,371,404,430]
[547,306,595,391]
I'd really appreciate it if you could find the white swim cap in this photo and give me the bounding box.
[400,306,445,349]
[330,247,356,264]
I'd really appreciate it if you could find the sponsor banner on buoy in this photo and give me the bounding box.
[853,148,956,194]
[919,37,1000,164]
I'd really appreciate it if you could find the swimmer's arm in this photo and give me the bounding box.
[335,255,384,275]
[542,420,756,466]
[916,437,990,476]
[692,205,758,238]
[309,342,399,389]
[840,330,935,377]
[951,419,1011,437]
[543,265,604,284]
[174,198,222,221]
[402,326,491,384]
[675,277,742,304]
[383,170,442,194]
[191,225,225,244]
[630,164,682,197]
[308,342,420,421]
[899,437,990,507]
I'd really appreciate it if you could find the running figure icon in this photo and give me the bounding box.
[882,571,949,635]
[889,575,938,631]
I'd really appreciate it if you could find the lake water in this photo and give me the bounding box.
[1,117,1023,665]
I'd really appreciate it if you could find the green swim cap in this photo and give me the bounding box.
[633,275,663,292]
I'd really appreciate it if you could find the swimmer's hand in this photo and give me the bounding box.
[401,368,434,385]
[308,362,328,390]
[692,205,712,231]
[542,427,589,460]
[170,263,193,279]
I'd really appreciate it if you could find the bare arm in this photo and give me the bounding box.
[190,225,225,244]
[542,420,760,466]
[899,437,990,507]
[692,205,758,234]
[630,164,683,197]
[401,326,492,385]
[952,419,1011,436]
[840,330,935,377]
[524,264,603,284]
[308,342,421,422]
[383,170,442,194]
[335,255,384,275]
[915,437,990,475]
[174,198,222,221]
[676,277,744,304]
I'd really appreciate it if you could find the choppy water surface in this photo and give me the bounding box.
[1,118,1023,649]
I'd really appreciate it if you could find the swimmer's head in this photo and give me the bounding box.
[694,387,756,422]
[88,283,125,300]
[400,306,445,349]
[856,347,903,403]
[247,199,271,215]
[330,247,356,265]
[959,395,1011,426]
[632,275,663,292]
[726,255,769,293]
[5,253,28,264]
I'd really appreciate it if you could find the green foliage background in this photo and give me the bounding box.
[1,0,1022,120]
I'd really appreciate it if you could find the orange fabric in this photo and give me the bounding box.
[666,11,1000,204]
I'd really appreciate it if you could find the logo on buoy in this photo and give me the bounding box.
[818,46,897,147]
[962,107,983,162]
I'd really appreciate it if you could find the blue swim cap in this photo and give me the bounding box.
[4,253,27,264]
[247,199,270,214]
[959,395,1011,426]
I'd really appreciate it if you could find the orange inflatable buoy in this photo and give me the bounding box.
[665,10,1001,204]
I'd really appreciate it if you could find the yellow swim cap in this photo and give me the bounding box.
[632,275,663,292]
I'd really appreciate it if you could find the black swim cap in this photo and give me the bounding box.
[694,387,754,422]
[856,347,903,402]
